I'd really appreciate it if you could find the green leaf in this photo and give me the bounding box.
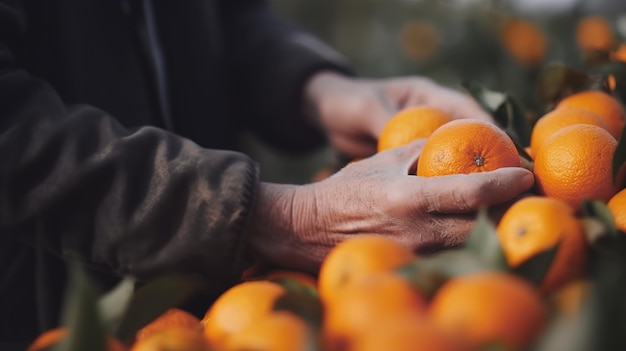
[511,244,559,287]
[461,80,532,150]
[531,306,591,351]
[465,207,509,271]
[492,96,532,149]
[396,250,496,298]
[272,278,324,330]
[97,277,135,334]
[55,261,107,351]
[536,63,593,109]
[462,80,507,112]
[581,200,619,240]
[114,275,201,344]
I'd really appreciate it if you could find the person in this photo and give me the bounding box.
[0,0,534,344]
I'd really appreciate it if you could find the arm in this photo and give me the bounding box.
[0,3,257,290]
[220,0,352,152]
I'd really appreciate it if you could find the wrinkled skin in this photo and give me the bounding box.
[248,140,535,273]
[304,72,493,158]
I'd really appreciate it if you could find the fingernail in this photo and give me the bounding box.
[521,171,535,188]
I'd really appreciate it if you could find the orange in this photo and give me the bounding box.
[399,20,441,63]
[202,280,285,348]
[377,106,452,152]
[551,279,591,317]
[317,234,416,303]
[607,187,626,232]
[500,18,547,67]
[533,124,621,211]
[556,90,625,138]
[225,311,314,351]
[135,308,201,343]
[130,327,210,351]
[612,43,626,63]
[416,119,521,177]
[530,107,611,156]
[496,196,588,294]
[576,15,616,52]
[27,327,127,351]
[322,272,427,350]
[429,272,546,350]
[352,315,467,351]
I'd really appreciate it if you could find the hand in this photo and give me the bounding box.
[304,72,493,159]
[247,140,534,273]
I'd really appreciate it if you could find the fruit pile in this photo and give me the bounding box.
[25,14,626,351]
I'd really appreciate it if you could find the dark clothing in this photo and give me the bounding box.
[0,0,349,344]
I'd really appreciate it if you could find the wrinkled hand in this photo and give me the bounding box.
[304,71,493,159]
[247,140,534,273]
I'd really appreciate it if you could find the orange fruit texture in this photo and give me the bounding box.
[317,234,416,304]
[134,308,201,343]
[533,124,621,211]
[225,311,314,351]
[530,107,611,156]
[377,106,452,152]
[202,280,285,348]
[416,119,521,177]
[607,187,626,232]
[429,272,546,351]
[576,15,616,52]
[500,18,547,67]
[322,272,427,350]
[351,315,468,351]
[496,196,588,295]
[130,327,210,351]
[27,327,127,351]
[555,90,625,139]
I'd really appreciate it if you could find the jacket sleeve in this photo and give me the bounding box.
[0,2,259,289]
[220,0,353,152]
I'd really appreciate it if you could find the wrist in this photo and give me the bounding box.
[246,182,318,270]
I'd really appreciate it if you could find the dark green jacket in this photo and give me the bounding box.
[0,0,348,344]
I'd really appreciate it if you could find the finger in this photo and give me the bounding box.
[417,167,535,213]
[374,138,426,174]
[330,135,377,159]
[369,90,400,138]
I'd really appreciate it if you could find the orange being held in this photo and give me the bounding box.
[607,187,626,232]
[533,124,621,211]
[225,311,315,351]
[130,327,210,351]
[377,106,452,152]
[529,107,611,156]
[317,234,416,304]
[27,327,127,351]
[202,280,285,348]
[322,272,427,350]
[429,272,546,351]
[496,196,588,294]
[555,90,625,139]
[416,119,521,177]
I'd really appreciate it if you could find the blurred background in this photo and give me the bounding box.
[243,0,626,184]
